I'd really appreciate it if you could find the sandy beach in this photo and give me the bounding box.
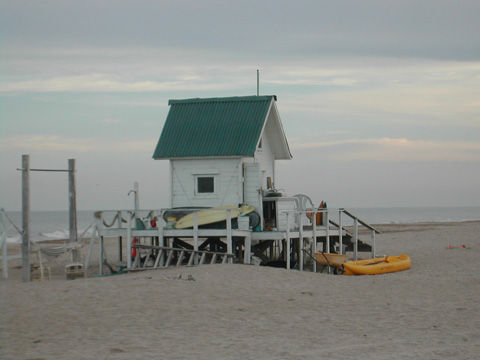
[1,221,479,359]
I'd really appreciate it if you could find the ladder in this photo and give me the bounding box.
[129,244,234,271]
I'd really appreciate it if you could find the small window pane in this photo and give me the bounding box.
[197,177,214,193]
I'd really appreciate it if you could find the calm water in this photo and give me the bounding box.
[3,207,480,243]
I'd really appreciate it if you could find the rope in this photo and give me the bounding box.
[102,213,119,228]
[79,222,94,239]
[0,208,23,235]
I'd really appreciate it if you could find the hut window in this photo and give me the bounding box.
[196,176,215,194]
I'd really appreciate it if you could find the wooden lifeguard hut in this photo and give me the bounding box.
[91,95,379,274]
[152,95,293,230]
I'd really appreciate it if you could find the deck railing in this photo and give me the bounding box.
[91,208,248,273]
[283,207,381,270]
[1,208,23,279]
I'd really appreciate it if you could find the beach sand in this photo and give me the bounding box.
[1,221,479,359]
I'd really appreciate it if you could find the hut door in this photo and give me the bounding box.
[243,163,262,221]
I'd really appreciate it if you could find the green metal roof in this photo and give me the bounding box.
[153,95,276,159]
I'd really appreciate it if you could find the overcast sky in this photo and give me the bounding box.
[1,0,479,210]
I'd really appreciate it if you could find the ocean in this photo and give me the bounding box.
[3,207,480,244]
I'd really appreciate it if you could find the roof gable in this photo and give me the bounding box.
[153,95,290,159]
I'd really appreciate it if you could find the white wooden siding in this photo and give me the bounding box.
[171,159,242,208]
[243,162,262,211]
[276,199,297,231]
[254,111,276,188]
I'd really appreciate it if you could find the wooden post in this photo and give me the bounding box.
[68,159,79,262]
[226,209,232,264]
[22,154,30,282]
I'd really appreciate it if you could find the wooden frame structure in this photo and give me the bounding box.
[17,155,79,282]
[88,206,380,275]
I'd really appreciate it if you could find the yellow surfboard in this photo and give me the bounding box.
[174,204,255,229]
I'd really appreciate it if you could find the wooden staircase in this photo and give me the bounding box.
[129,244,234,271]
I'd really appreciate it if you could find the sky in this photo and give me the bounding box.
[1,0,479,211]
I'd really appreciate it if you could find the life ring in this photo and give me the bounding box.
[131,237,137,258]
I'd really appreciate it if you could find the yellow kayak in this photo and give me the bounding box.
[343,254,411,275]
[174,204,255,229]
[314,252,348,267]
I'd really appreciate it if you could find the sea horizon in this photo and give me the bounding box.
[3,206,480,244]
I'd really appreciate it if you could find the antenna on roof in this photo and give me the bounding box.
[257,69,259,96]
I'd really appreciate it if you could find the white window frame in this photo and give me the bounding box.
[194,173,219,197]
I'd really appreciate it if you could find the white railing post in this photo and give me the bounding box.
[339,209,343,255]
[1,212,8,279]
[117,211,123,262]
[158,221,165,266]
[21,154,30,282]
[299,210,304,271]
[244,232,251,264]
[226,209,232,264]
[286,212,291,270]
[354,218,359,260]
[325,208,330,253]
[126,212,132,270]
[193,212,199,265]
[312,209,317,273]
[371,230,376,258]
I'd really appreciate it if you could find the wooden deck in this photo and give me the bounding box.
[89,209,378,275]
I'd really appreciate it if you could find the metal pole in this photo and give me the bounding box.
[256,69,259,96]
[134,182,139,212]
[22,154,30,282]
[68,159,79,262]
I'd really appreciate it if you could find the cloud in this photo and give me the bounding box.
[290,137,480,162]
[0,135,154,153]
[0,74,245,93]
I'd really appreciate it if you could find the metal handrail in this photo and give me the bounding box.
[341,209,381,234]
[282,207,379,261]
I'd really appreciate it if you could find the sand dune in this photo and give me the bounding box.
[1,221,479,359]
